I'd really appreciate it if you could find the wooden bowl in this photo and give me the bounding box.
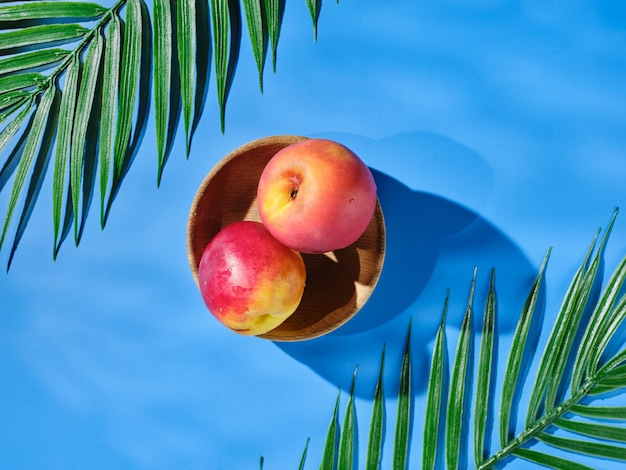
[186,135,386,341]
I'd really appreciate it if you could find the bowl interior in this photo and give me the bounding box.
[187,135,386,341]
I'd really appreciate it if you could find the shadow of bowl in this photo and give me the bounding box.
[275,169,538,398]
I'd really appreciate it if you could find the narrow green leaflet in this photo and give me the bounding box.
[553,416,626,443]
[526,236,597,423]
[243,0,266,92]
[587,294,626,377]
[210,0,229,132]
[305,0,321,40]
[537,431,626,461]
[544,218,617,411]
[177,0,196,155]
[0,94,30,127]
[474,269,497,466]
[264,0,281,71]
[5,86,59,269]
[573,216,626,388]
[0,49,69,76]
[0,91,30,113]
[0,97,33,156]
[422,295,449,470]
[500,249,551,446]
[0,2,106,21]
[70,31,103,244]
[599,348,626,380]
[393,320,412,470]
[0,73,46,95]
[596,363,626,387]
[298,438,309,470]
[446,273,475,470]
[570,404,626,420]
[337,368,357,470]
[319,389,340,470]
[98,14,121,228]
[112,0,142,179]
[513,448,595,470]
[0,24,89,51]
[0,86,54,251]
[154,0,172,180]
[52,56,80,253]
[365,347,385,470]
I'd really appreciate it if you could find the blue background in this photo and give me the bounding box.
[1,0,626,468]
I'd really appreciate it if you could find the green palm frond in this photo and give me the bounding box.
[0,0,331,268]
[309,209,626,469]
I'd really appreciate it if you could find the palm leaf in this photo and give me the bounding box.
[305,210,626,470]
[537,431,626,461]
[365,346,385,470]
[243,0,266,92]
[71,31,103,244]
[98,14,121,228]
[337,367,357,470]
[5,86,59,269]
[0,97,34,157]
[513,447,595,470]
[263,0,282,72]
[319,388,340,470]
[298,437,310,470]
[154,0,172,179]
[0,24,89,51]
[422,294,449,470]
[177,0,196,154]
[0,0,336,265]
[210,0,229,133]
[0,49,69,76]
[500,248,550,445]
[305,0,321,40]
[392,319,412,470]
[112,0,142,182]
[446,270,475,469]
[0,73,47,94]
[570,404,626,420]
[52,56,80,254]
[0,2,106,21]
[0,86,54,251]
[474,269,497,466]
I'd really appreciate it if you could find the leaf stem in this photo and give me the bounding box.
[40,0,128,88]
[478,380,594,469]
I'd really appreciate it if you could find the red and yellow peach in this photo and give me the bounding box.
[257,138,377,254]
[197,221,306,335]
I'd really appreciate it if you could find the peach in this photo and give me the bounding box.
[257,138,377,254]
[197,221,306,335]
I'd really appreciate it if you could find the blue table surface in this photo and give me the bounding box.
[1,1,626,468]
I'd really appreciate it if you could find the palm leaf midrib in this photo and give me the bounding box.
[479,379,595,469]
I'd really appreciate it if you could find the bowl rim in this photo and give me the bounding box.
[187,135,307,286]
[186,135,386,341]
